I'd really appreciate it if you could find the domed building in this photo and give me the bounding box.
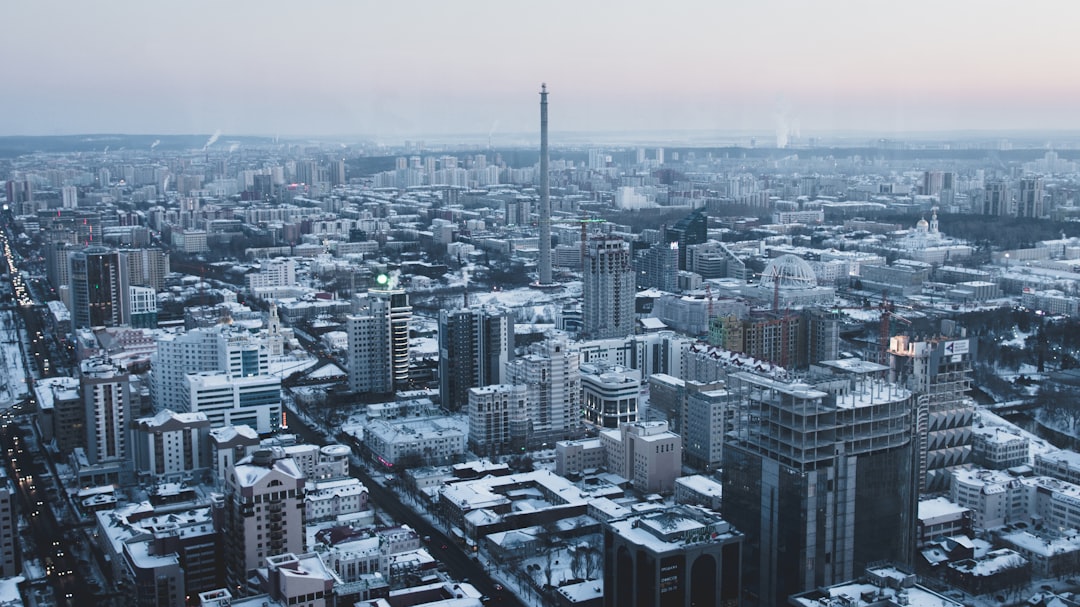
[754,254,835,309]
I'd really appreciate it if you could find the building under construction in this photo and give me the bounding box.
[722,359,917,606]
[888,322,976,493]
[715,307,839,370]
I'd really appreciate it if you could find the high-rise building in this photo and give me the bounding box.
[983,180,1009,216]
[635,242,680,292]
[182,372,282,434]
[61,185,78,208]
[221,447,306,596]
[0,468,16,578]
[34,376,84,455]
[889,332,976,492]
[81,357,132,466]
[69,246,127,331]
[583,236,635,340]
[504,339,581,447]
[665,210,708,270]
[347,289,411,394]
[132,410,211,480]
[1017,176,1044,218]
[122,247,170,291]
[467,383,529,456]
[722,363,916,606]
[603,505,742,607]
[438,306,514,411]
[151,327,270,412]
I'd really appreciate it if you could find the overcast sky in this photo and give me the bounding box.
[1,0,1077,139]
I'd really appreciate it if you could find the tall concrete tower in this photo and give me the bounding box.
[538,83,553,285]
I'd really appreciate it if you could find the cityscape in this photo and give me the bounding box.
[6,3,1080,607]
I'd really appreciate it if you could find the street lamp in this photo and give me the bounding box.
[1005,253,1009,270]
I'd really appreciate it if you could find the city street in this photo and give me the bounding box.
[284,407,522,606]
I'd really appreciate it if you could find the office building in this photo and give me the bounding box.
[665,210,708,270]
[635,242,680,292]
[221,447,306,596]
[152,327,270,412]
[600,421,681,494]
[182,372,282,434]
[583,236,635,339]
[438,305,514,412]
[684,385,730,470]
[69,246,127,330]
[722,363,916,606]
[580,363,640,429]
[603,505,742,607]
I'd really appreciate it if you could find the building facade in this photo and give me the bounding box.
[583,236,635,340]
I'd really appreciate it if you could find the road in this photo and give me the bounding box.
[284,410,522,606]
[1,423,101,605]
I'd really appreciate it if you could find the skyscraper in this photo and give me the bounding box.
[665,210,707,270]
[347,288,411,394]
[438,306,514,412]
[81,357,132,466]
[583,236,635,339]
[221,447,306,596]
[69,245,128,331]
[889,332,976,492]
[504,339,581,447]
[722,363,916,606]
[982,180,1009,216]
[1017,176,1044,218]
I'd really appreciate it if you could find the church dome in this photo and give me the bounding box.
[916,218,929,230]
[760,254,817,290]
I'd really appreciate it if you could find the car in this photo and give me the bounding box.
[493,584,503,591]
[423,535,432,543]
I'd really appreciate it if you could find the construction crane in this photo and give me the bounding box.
[878,290,912,364]
[553,217,607,265]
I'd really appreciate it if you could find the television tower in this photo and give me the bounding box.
[537,83,553,286]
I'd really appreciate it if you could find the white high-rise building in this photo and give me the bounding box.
[151,327,269,411]
[347,289,411,394]
[182,372,282,434]
[246,258,297,291]
[583,236,636,339]
[504,339,581,446]
[61,185,78,208]
[81,357,131,465]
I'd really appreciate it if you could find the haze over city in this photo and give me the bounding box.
[3,0,1080,139]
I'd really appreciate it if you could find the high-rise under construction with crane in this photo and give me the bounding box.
[888,319,976,493]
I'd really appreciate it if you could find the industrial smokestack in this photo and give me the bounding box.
[538,83,553,286]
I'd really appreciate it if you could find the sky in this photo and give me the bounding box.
[1,0,1079,139]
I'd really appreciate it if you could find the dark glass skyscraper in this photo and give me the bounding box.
[722,362,916,606]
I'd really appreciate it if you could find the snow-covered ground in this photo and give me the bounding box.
[0,309,29,408]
